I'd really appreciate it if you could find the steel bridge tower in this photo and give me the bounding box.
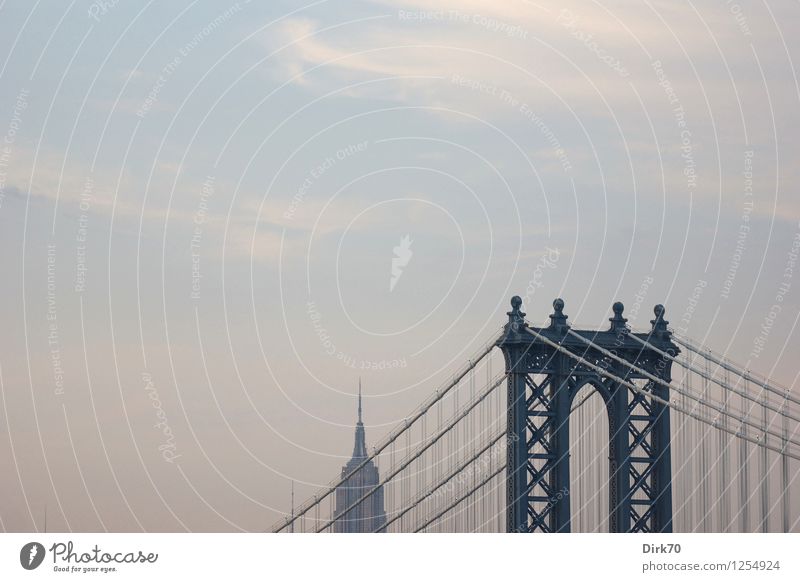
[497,296,678,533]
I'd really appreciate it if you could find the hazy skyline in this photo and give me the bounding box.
[0,0,798,531]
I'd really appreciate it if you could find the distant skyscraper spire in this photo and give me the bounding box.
[334,379,386,532]
[352,378,367,458]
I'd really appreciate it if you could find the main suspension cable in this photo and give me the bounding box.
[522,327,800,461]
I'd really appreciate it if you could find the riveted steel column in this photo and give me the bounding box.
[506,345,529,532]
[609,379,631,532]
[650,305,674,532]
[551,352,572,532]
[651,385,673,532]
[498,297,531,533]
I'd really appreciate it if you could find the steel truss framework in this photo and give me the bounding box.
[497,296,678,533]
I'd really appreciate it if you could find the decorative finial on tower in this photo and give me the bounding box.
[507,295,527,331]
[358,377,362,424]
[548,298,569,332]
[650,304,670,338]
[609,301,628,333]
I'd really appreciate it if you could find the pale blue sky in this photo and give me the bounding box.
[0,0,798,531]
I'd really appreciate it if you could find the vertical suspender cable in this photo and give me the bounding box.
[686,363,695,532]
[678,366,686,532]
[761,389,769,532]
[740,376,750,532]
[721,365,730,531]
[782,404,790,533]
[702,354,710,532]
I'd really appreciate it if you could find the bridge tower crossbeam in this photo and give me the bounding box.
[497,296,678,533]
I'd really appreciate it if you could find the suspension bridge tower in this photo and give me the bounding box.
[497,296,678,533]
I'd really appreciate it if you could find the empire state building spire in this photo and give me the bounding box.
[334,378,386,532]
[352,378,367,458]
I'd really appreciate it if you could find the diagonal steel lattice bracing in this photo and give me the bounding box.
[272,295,799,534]
[497,297,677,533]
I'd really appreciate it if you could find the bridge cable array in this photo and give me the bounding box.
[272,329,507,533]
[523,327,800,461]
[522,324,797,532]
[272,316,797,532]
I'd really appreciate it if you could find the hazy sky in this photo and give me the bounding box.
[0,0,798,532]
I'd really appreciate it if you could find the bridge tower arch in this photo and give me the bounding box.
[497,297,678,533]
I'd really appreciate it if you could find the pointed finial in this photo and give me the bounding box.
[650,304,670,337]
[358,378,362,424]
[352,379,367,458]
[548,298,568,332]
[507,295,527,331]
[609,301,628,333]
